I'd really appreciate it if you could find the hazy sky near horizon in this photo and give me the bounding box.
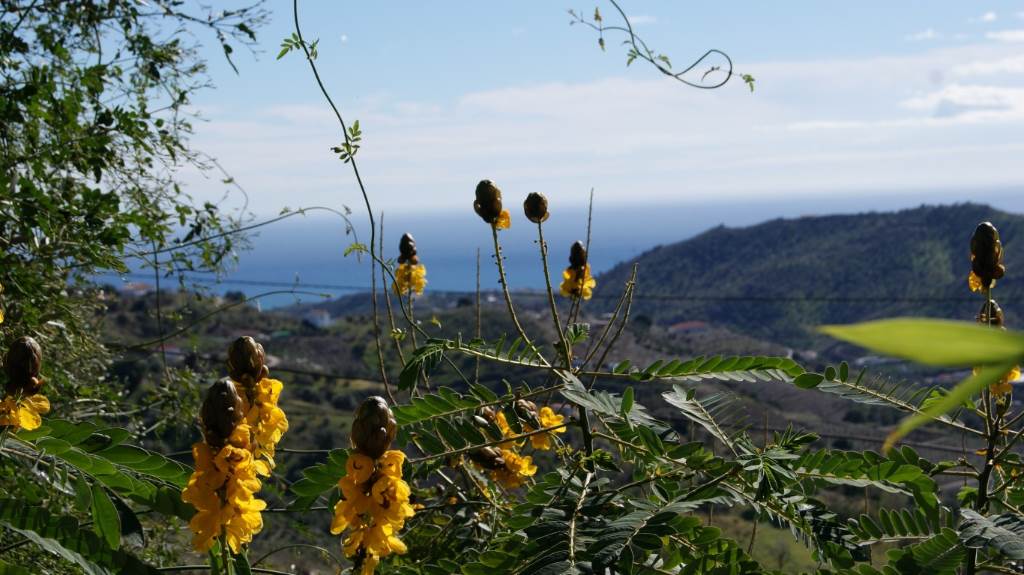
[183,1,1024,218]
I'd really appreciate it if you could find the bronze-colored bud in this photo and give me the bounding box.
[971,222,1006,288]
[4,336,43,397]
[351,396,397,459]
[523,193,549,224]
[569,241,588,270]
[398,233,418,265]
[200,378,244,448]
[227,336,268,387]
[978,299,1005,327]
[477,405,496,421]
[514,399,540,429]
[468,446,506,470]
[473,180,503,224]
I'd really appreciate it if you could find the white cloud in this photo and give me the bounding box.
[987,29,1024,42]
[901,83,1024,120]
[184,42,1024,216]
[627,15,657,26]
[954,54,1024,76]
[970,11,998,23]
[906,28,940,41]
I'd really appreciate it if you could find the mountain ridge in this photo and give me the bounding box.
[596,202,1024,345]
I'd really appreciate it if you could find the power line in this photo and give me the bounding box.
[97,272,990,304]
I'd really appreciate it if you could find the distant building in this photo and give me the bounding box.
[667,320,709,335]
[303,309,333,329]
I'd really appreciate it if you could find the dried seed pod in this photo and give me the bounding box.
[514,399,541,429]
[977,299,1005,327]
[523,193,549,223]
[473,180,503,224]
[469,446,506,470]
[3,336,43,396]
[971,222,1006,288]
[200,378,244,449]
[398,233,419,265]
[351,396,397,459]
[227,336,268,387]
[569,241,588,270]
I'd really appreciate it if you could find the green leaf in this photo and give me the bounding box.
[74,475,93,514]
[90,485,121,549]
[884,361,1017,452]
[959,509,1024,559]
[794,373,824,389]
[821,318,1024,367]
[0,499,159,574]
[620,387,635,416]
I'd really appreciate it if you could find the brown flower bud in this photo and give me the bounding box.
[978,299,1005,327]
[398,233,418,265]
[473,180,503,224]
[514,399,540,429]
[200,378,244,448]
[523,193,549,223]
[469,446,506,470]
[477,405,496,422]
[227,336,268,387]
[971,222,1006,288]
[4,336,43,397]
[351,396,397,459]
[569,241,588,270]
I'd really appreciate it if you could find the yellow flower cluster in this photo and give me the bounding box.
[560,264,596,300]
[968,270,985,293]
[983,365,1022,397]
[490,448,537,489]
[494,209,511,230]
[0,394,49,431]
[529,406,567,451]
[331,450,415,575]
[393,262,427,296]
[239,377,289,476]
[182,424,266,553]
[494,407,566,451]
[0,280,5,324]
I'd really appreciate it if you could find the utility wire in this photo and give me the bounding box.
[98,272,991,304]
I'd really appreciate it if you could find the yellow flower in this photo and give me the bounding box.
[560,264,596,300]
[378,450,405,478]
[987,365,1022,396]
[239,377,289,477]
[0,307,4,324]
[490,448,537,489]
[493,411,524,448]
[332,450,415,572]
[494,209,511,230]
[393,262,427,296]
[528,406,567,451]
[0,394,50,431]
[968,271,985,292]
[182,423,266,553]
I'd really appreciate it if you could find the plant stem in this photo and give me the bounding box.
[490,225,547,366]
[536,222,570,366]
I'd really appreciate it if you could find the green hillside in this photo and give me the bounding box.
[597,202,1024,345]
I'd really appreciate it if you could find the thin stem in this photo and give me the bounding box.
[251,543,343,569]
[537,222,570,366]
[409,423,567,464]
[475,247,482,383]
[292,0,387,414]
[490,225,548,367]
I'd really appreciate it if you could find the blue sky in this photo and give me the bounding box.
[182,1,1024,218]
